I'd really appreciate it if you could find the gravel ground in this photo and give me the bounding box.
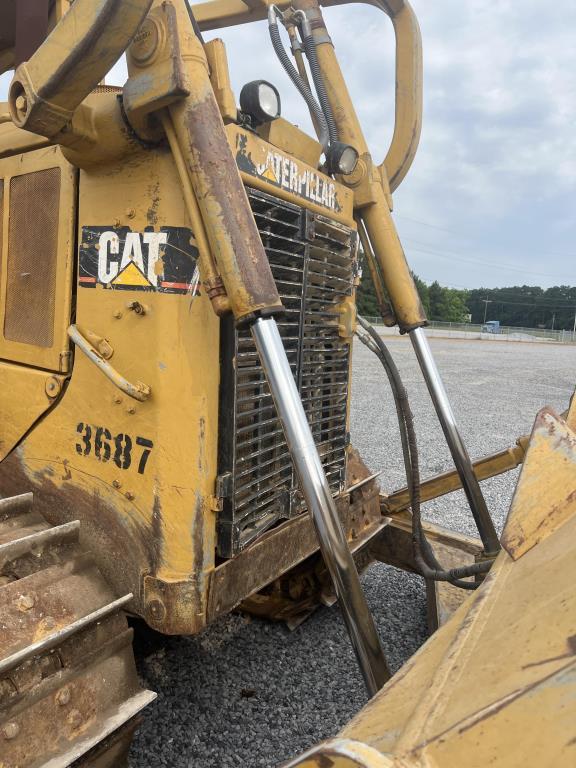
[129,333,575,768]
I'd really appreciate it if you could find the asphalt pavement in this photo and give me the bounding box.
[129,332,574,767]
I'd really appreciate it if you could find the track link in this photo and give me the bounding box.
[0,493,155,768]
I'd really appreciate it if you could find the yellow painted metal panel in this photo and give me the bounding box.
[3,146,220,634]
[0,360,65,460]
[227,125,355,225]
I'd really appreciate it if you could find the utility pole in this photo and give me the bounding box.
[482,299,492,324]
[551,312,556,331]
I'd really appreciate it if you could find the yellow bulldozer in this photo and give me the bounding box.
[0,1,574,766]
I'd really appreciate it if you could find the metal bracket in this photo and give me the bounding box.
[68,324,151,402]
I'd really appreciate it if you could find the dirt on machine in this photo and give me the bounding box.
[0,1,574,766]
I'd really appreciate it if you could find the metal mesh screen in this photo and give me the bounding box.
[5,168,61,347]
[217,188,357,557]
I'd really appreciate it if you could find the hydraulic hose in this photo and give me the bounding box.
[297,15,339,145]
[268,7,330,152]
[184,0,206,43]
[356,317,492,589]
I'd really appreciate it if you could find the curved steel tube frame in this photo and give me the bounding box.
[193,0,423,193]
[8,0,154,137]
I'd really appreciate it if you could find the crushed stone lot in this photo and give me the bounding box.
[129,333,574,768]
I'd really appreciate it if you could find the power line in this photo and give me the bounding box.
[467,298,575,310]
[395,214,460,235]
[405,240,574,281]
[396,214,576,260]
[466,290,576,306]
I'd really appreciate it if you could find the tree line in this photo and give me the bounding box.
[356,255,576,330]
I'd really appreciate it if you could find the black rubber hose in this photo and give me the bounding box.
[357,319,491,587]
[356,317,492,589]
[184,0,205,44]
[357,319,490,587]
[301,33,339,145]
[268,22,330,151]
[357,326,484,589]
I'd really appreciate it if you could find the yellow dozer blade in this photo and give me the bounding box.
[287,406,576,767]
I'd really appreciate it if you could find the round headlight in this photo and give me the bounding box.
[240,80,281,125]
[327,141,360,176]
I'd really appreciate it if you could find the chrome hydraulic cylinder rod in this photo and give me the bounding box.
[410,327,501,555]
[252,316,390,697]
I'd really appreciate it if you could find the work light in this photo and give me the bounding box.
[240,80,281,124]
[326,141,359,175]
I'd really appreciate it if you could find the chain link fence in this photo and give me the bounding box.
[360,318,576,344]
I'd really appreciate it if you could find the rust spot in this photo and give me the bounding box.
[0,451,155,618]
[146,181,161,227]
[192,493,205,612]
[150,494,163,574]
[181,93,282,317]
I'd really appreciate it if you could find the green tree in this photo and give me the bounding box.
[436,288,470,322]
[412,272,431,316]
[427,281,469,322]
[355,252,380,317]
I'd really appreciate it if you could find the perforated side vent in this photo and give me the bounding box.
[5,168,61,347]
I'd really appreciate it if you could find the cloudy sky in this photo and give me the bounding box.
[1,0,574,289]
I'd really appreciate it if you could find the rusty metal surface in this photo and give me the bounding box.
[164,1,283,321]
[207,448,384,621]
[502,407,576,560]
[0,451,155,640]
[0,493,155,768]
[239,521,384,629]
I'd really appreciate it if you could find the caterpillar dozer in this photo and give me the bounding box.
[0,1,574,766]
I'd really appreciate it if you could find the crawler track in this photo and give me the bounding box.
[0,493,155,768]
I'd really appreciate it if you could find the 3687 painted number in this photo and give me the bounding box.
[76,423,154,475]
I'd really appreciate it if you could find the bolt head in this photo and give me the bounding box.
[56,686,71,706]
[16,594,35,611]
[113,310,123,319]
[45,376,62,398]
[0,678,15,703]
[67,709,83,729]
[112,480,122,489]
[15,94,27,113]
[125,491,135,501]
[2,721,20,740]
[147,599,166,622]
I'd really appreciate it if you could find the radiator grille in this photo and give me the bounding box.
[217,188,357,558]
[4,169,61,348]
